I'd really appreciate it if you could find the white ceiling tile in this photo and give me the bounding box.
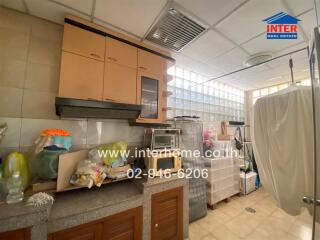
[182,29,235,62]
[53,0,93,15]
[299,10,317,39]
[268,48,308,68]
[26,0,90,24]
[284,0,314,15]
[241,32,304,55]
[207,47,249,72]
[94,0,167,37]
[215,0,286,44]
[173,53,224,76]
[0,0,26,12]
[174,0,246,25]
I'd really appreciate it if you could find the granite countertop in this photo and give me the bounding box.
[0,199,49,220]
[137,175,186,187]
[49,180,143,220]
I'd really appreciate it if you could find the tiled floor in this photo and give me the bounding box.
[189,188,316,240]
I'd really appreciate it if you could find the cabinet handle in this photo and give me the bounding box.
[87,98,100,101]
[155,223,159,228]
[105,98,116,102]
[139,66,147,71]
[90,53,101,58]
[107,57,117,62]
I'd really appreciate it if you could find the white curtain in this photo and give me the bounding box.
[252,85,314,215]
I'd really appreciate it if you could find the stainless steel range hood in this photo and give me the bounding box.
[55,97,141,119]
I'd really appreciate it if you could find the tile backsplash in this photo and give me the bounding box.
[0,7,144,156]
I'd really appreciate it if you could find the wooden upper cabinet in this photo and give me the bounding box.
[63,24,105,61]
[59,51,104,100]
[102,207,142,240]
[106,37,137,68]
[103,62,137,104]
[51,223,102,240]
[138,49,164,76]
[151,187,183,240]
[0,228,31,240]
[136,71,163,123]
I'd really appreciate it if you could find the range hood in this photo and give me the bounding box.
[55,97,141,119]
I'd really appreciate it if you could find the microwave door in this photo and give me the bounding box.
[157,157,175,170]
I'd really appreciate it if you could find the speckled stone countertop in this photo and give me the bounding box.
[0,177,189,240]
[49,180,142,221]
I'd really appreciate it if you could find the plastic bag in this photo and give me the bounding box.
[70,160,107,188]
[95,141,128,166]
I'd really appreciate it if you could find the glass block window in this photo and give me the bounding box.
[252,79,311,104]
[167,66,245,122]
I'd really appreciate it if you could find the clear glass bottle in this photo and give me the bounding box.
[6,171,24,204]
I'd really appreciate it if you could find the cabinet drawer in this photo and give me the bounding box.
[106,37,137,69]
[138,49,164,75]
[59,51,104,100]
[63,24,105,61]
[103,62,137,104]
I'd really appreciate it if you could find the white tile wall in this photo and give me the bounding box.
[0,117,21,148]
[0,117,144,151]
[86,119,144,145]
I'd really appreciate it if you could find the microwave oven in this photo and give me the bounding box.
[153,134,176,149]
[144,150,182,176]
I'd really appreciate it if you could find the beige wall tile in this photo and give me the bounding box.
[0,7,31,34]
[22,89,58,119]
[0,86,23,117]
[28,36,61,66]
[20,118,87,147]
[0,117,21,148]
[31,17,63,43]
[86,119,144,145]
[0,27,30,61]
[25,62,59,93]
[0,57,26,88]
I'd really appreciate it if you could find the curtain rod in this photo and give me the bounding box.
[192,46,308,87]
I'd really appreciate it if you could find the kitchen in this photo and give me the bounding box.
[0,1,319,240]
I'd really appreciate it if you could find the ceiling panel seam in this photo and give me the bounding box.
[282,0,308,42]
[90,0,96,22]
[212,0,251,27]
[48,0,90,17]
[22,0,29,14]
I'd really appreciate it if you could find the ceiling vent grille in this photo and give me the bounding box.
[145,8,206,51]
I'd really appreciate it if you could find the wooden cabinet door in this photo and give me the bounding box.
[102,207,142,240]
[151,187,183,240]
[58,51,104,100]
[138,50,164,76]
[106,38,137,68]
[0,228,30,240]
[51,223,102,240]
[136,71,163,123]
[103,62,137,104]
[63,24,105,61]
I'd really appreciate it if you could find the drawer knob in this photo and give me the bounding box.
[155,223,159,228]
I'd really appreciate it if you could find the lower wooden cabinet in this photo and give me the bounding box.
[0,228,31,240]
[151,187,183,240]
[51,223,102,240]
[50,207,142,240]
[102,207,142,240]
